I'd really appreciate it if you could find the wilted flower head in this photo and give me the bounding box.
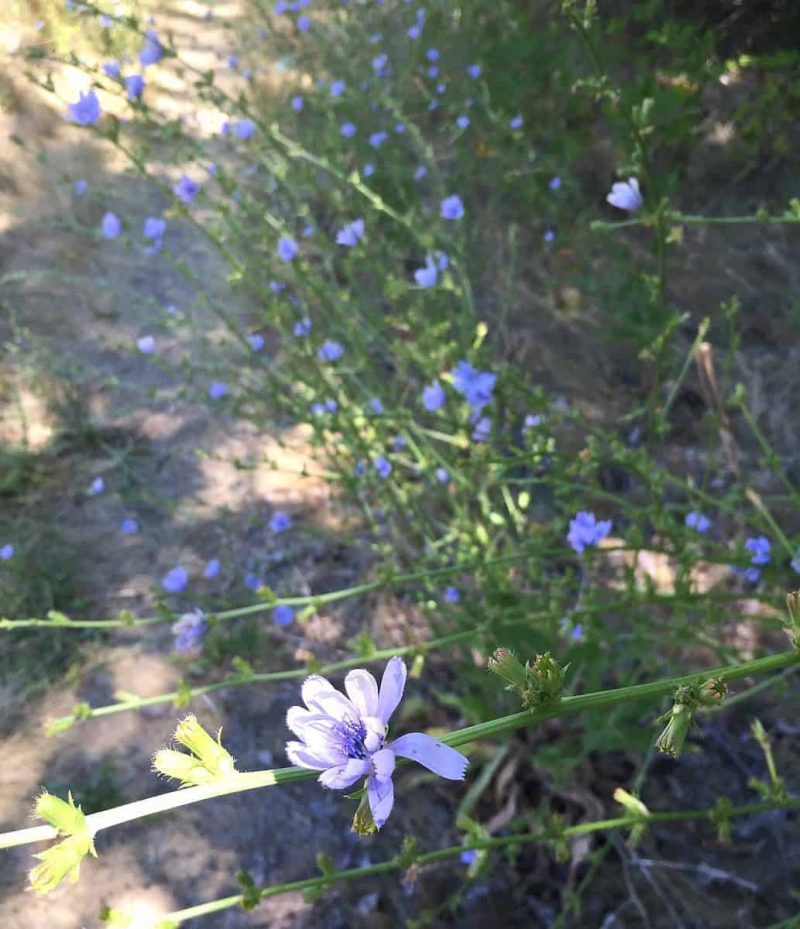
[172,609,206,651]
[285,657,468,828]
[450,361,496,413]
[440,195,464,220]
[607,177,643,212]
[174,174,200,204]
[162,565,189,594]
[67,90,101,126]
[567,511,612,554]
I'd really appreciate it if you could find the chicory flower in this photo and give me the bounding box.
[606,177,643,212]
[285,657,468,828]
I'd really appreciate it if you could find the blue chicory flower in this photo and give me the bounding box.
[285,657,468,828]
[435,467,449,484]
[471,416,491,442]
[685,511,711,533]
[294,317,312,337]
[273,604,295,625]
[248,334,265,351]
[121,518,139,535]
[101,212,121,239]
[88,477,105,496]
[340,122,357,137]
[414,255,438,288]
[363,163,375,178]
[510,114,523,129]
[143,217,166,240]
[1,543,15,560]
[450,361,496,413]
[297,14,310,31]
[278,236,298,261]
[456,115,470,129]
[330,79,346,97]
[203,557,221,579]
[172,609,206,651]
[162,565,189,594]
[67,90,101,125]
[466,64,481,78]
[270,511,292,533]
[373,456,392,479]
[174,174,200,203]
[369,131,388,148]
[336,218,365,247]
[444,586,460,603]
[292,95,304,112]
[607,177,643,212]
[368,398,384,415]
[74,179,88,195]
[318,340,344,362]
[567,511,612,554]
[125,74,145,100]
[244,572,263,590]
[102,61,121,78]
[139,29,164,67]
[549,176,562,191]
[413,165,427,181]
[440,195,464,220]
[234,118,256,140]
[422,380,446,412]
[208,381,228,399]
[137,335,155,354]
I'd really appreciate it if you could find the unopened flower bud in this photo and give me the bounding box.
[487,647,528,690]
[351,791,378,837]
[655,702,693,758]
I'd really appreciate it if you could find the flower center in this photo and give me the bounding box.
[338,718,369,760]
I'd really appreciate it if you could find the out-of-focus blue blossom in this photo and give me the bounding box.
[311,399,338,415]
[318,340,344,362]
[567,511,612,554]
[392,435,406,451]
[373,456,392,478]
[292,94,304,112]
[451,361,496,413]
[172,609,206,651]
[407,24,421,39]
[137,335,155,354]
[467,64,481,78]
[355,460,367,476]
[422,381,445,412]
[143,217,166,240]
[330,79,346,97]
[413,165,427,181]
[270,511,292,533]
[414,255,438,288]
[125,74,145,100]
[74,179,88,195]
[510,114,524,129]
[208,381,228,399]
[472,416,491,442]
[244,571,263,590]
[121,517,139,535]
[101,211,121,239]
[139,29,164,67]
[88,476,104,496]
[67,90,101,125]
[174,174,200,203]
[395,122,405,134]
[543,229,556,243]
[746,536,771,565]
[162,565,189,593]
[248,333,265,351]
[524,414,543,430]
[791,549,800,574]
[294,317,312,337]
[460,849,477,865]
[273,604,294,625]
[444,586,460,603]
[426,48,440,61]
[102,61,121,78]
[1,543,16,560]
[368,398,384,415]
[456,115,470,129]
[427,66,439,78]
[297,14,310,31]
[369,131,388,148]
[607,177,643,212]
[336,218,365,247]
[373,53,388,74]
[440,195,464,220]
[234,118,256,140]
[685,511,711,533]
[278,236,298,261]
[435,467,449,484]
[203,557,221,579]
[549,176,562,191]
[363,163,375,178]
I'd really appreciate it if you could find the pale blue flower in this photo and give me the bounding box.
[567,511,612,554]
[121,518,139,535]
[208,381,228,399]
[510,114,523,129]
[368,398,384,415]
[407,24,421,39]
[248,334,265,351]
[285,658,468,828]
[67,90,101,125]
[543,229,555,243]
[426,48,439,61]
[373,456,392,478]
[451,361,496,413]
[297,14,310,31]
[273,604,294,625]
[413,165,427,181]
[456,115,470,129]
[369,131,388,148]
[101,212,121,239]
[172,609,206,651]
[330,79,346,97]
[143,217,166,240]
[363,163,375,178]
[139,29,164,67]
[444,586,460,603]
[685,511,711,533]
[549,176,562,191]
[414,255,437,287]
[74,179,88,195]
[607,177,643,212]
[278,236,298,261]
[467,64,481,78]
[471,416,491,442]
[137,335,155,354]
[102,61,121,78]
[318,340,344,362]
[294,317,312,337]
[422,380,445,412]
[203,558,220,579]
[1,543,15,560]
[292,95,304,112]
[270,511,292,533]
[174,174,200,203]
[125,74,145,100]
[234,118,256,140]
[244,571,263,590]
[440,195,464,220]
[162,565,189,593]
[336,218,365,247]
[88,476,105,496]
[435,467,449,484]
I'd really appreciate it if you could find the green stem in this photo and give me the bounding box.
[3,647,796,853]
[592,213,800,231]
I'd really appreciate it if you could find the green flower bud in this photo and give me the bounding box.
[351,791,377,837]
[35,790,87,836]
[655,702,693,758]
[153,715,236,785]
[487,647,528,690]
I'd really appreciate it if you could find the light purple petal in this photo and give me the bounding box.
[286,706,338,740]
[367,774,394,828]
[390,732,468,780]
[362,715,387,753]
[377,656,406,725]
[318,758,370,789]
[344,669,379,718]
[286,740,339,771]
[370,747,395,783]
[302,675,357,721]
